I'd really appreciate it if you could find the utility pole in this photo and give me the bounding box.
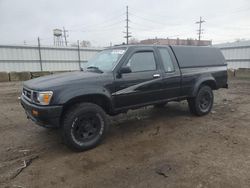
[77,40,81,70]
[37,37,43,71]
[124,6,131,44]
[63,27,68,46]
[196,17,205,42]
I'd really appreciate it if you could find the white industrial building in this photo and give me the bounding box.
[214,40,250,69]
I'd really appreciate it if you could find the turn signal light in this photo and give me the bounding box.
[32,109,39,116]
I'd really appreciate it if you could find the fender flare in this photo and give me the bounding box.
[191,75,217,97]
[54,86,114,109]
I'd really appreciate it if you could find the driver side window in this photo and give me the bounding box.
[124,51,156,72]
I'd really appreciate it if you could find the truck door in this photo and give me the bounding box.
[113,48,163,109]
[157,47,182,99]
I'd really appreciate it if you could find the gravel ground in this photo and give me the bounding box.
[0,78,250,188]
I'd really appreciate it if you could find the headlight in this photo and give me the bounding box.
[33,91,53,105]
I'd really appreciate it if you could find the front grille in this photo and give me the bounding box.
[22,88,33,101]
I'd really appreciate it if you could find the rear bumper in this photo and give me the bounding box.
[20,95,63,128]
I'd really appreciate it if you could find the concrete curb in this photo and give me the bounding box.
[9,72,31,81]
[31,71,52,79]
[0,72,9,82]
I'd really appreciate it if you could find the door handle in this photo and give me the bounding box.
[153,74,161,78]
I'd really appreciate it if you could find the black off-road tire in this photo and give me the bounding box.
[188,85,214,116]
[154,102,168,108]
[62,103,109,151]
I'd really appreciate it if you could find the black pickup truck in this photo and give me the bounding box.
[21,45,228,151]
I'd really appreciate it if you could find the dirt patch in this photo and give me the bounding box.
[0,78,250,187]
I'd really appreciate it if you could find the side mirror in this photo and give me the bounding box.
[119,66,132,74]
[117,66,132,78]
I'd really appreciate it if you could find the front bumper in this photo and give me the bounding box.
[20,95,63,128]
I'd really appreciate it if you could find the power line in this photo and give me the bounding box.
[130,21,164,31]
[124,6,132,44]
[196,16,205,41]
[130,12,169,26]
[69,12,125,30]
[130,5,250,22]
[70,20,124,33]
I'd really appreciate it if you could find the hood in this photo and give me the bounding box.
[23,71,106,90]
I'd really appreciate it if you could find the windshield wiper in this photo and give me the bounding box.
[87,66,103,73]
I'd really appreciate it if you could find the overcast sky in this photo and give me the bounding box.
[0,0,250,47]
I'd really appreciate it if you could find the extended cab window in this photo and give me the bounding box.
[125,51,156,72]
[159,48,175,72]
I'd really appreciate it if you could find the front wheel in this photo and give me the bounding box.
[188,85,214,116]
[62,103,109,151]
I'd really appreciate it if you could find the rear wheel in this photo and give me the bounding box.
[62,103,108,151]
[188,85,214,116]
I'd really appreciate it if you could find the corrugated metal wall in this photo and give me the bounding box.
[220,47,250,69]
[2,43,249,71]
[215,41,250,69]
[0,45,102,72]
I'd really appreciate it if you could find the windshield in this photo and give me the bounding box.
[83,48,126,72]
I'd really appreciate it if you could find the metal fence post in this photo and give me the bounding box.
[37,37,43,71]
[77,40,81,70]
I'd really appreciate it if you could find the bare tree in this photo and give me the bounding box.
[129,37,140,44]
[80,40,91,47]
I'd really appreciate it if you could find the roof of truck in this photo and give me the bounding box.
[111,45,225,67]
[111,44,215,48]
